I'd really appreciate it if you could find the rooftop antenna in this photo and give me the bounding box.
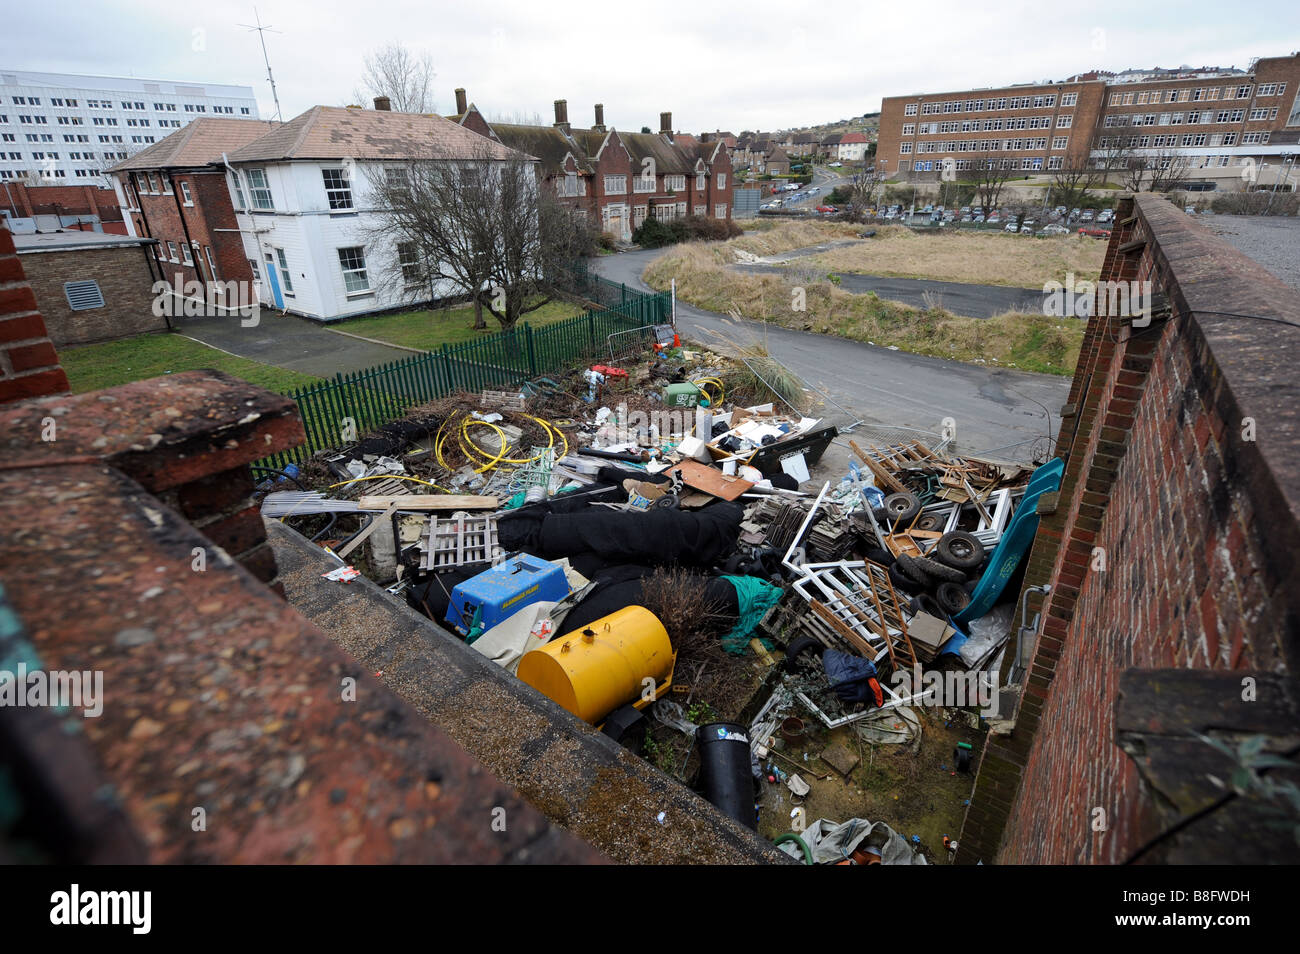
[240,7,283,124]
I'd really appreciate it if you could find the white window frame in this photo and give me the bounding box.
[603,175,626,195]
[246,168,273,210]
[716,173,726,190]
[179,180,193,205]
[322,168,353,210]
[714,203,727,219]
[166,241,179,263]
[337,246,370,294]
[181,243,194,266]
[274,248,294,295]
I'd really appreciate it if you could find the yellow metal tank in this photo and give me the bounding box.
[517,606,675,724]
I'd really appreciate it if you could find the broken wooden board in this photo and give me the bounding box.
[357,494,498,511]
[819,741,861,778]
[668,459,754,501]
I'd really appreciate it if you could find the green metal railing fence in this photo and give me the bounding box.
[262,276,670,470]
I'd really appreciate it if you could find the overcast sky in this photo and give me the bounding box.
[4,0,1298,132]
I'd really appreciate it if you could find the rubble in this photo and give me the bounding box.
[255,332,1063,864]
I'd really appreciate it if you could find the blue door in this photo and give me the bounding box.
[264,253,284,310]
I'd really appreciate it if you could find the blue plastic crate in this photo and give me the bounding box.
[446,555,570,640]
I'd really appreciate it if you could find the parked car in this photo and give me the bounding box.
[1019,218,1036,233]
[1040,223,1070,235]
[828,161,843,168]
[1078,226,1111,239]
[1097,209,1113,223]
[1054,206,1067,216]
[816,205,838,213]
[973,213,985,223]
[1184,206,1197,214]
[1004,221,1020,232]
[961,214,973,222]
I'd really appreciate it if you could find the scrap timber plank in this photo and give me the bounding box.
[358,494,498,511]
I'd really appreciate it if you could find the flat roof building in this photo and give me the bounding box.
[877,53,1300,191]
[1,69,259,188]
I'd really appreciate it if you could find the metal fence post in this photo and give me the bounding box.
[525,323,537,377]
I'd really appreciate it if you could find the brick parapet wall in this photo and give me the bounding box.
[0,225,70,402]
[959,193,1300,864]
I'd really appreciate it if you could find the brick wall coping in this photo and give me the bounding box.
[0,370,301,493]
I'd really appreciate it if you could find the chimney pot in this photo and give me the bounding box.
[554,99,569,129]
[660,111,672,135]
[594,103,605,127]
[373,96,391,111]
[455,88,467,115]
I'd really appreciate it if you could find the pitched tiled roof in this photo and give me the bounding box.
[109,118,278,172]
[491,123,592,174]
[619,131,693,175]
[839,132,869,143]
[225,106,522,163]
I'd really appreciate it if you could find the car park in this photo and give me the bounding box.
[1020,219,1036,233]
[1004,221,1020,232]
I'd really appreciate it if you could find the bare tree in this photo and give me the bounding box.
[366,147,590,331]
[845,165,885,220]
[1093,133,1192,193]
[960,154,1015,216]
[1050,154,1104,211]
[354,43,436,113]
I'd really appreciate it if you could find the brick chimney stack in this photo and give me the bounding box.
[455,88,467,115]
[660,111,672,136]
[554,100,570,132]
[373,96,391,111]
[593,103,605,132]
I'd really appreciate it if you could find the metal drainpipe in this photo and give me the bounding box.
[125,176,163,287]
[167,170,205,287]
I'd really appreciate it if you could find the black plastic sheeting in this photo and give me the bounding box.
[499,502,744,578]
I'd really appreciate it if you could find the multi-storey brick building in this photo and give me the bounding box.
[877,52,1300,190]
[110,117,277,304]
[452,93,734,242]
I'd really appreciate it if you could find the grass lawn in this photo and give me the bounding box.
[337,298,585,351]
[60,332,322,395]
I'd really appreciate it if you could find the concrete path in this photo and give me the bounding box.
[174,311,415,378]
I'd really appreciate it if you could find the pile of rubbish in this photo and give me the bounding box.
[257,335,1064,859]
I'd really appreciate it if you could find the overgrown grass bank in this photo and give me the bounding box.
[644,245,1083,375]
[802,224,1105,287]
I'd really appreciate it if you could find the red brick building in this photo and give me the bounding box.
[877,52,1300,190]
[0,183,126,234]
[108,118,276,294]
[450,92,734,242]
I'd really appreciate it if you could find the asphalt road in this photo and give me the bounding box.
[594,247,1070,460]
[734,264,1045,318]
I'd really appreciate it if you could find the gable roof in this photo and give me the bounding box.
[839,132,869,144]
[821,134,842,145]
[490,123,592,175]
[225,106,522,163]
[618,131,693,176]
[109,118,278,172]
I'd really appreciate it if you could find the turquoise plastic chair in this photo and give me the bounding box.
[950,457,1064,626]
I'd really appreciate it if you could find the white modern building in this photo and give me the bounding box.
[0,69,258,186]
[222,104,528,321]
